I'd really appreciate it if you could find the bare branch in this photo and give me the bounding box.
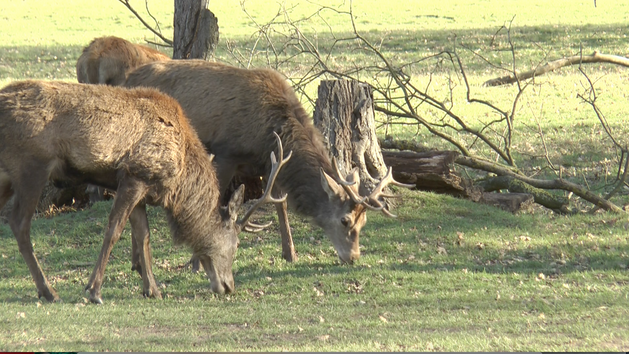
[484,51,629,86]
[117,0,173,46]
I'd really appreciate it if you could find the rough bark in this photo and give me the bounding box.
[483,51,629,87]
[313,80,388,194]
[173,0,218,60]
[190,9,219,60]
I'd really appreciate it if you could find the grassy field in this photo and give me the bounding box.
[1,0,628,351]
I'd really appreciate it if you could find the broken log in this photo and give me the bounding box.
[381,150,483,201]
[479,192,534,213]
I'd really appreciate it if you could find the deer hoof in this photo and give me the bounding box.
[85,286,103,304]
[282,251,297,263]
[143,288,162,299]
[187,258,201,273]
[89,295,104,305]
[38,288,60,303]
[131,263,143,276]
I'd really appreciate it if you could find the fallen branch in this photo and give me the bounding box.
[456,155,623,213]
[382,138,625,213]
[476,176,570,213]
[483,51,629,86]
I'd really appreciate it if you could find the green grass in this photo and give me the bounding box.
[1,192,628,351]
[1,0,629,351]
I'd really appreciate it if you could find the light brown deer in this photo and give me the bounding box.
[125,60,411,265]
[0,80,289,304]
[76,36,170,86]
[76,36,171,203]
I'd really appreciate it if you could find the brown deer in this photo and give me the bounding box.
[125,60,411,265]
[76,36,171,203]
[76,36,170,86]
[0,80,289,304]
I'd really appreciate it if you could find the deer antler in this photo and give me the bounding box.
[237,132,292,229]
[364,167,414,217]
[333,158,367,205]
[333,158,413,218]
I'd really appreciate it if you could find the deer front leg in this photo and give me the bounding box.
[275,199,297,262]
[129,203,161,299]
[8,172,59,302]
[85,177,148,304]
[130,219,142,276]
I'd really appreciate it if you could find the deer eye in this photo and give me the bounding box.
[341,216,351,227]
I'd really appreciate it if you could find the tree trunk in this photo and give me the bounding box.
[313,80,388,194]
[173,0,219,60]
[174,0,259,203]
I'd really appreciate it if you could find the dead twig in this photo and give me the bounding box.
[117,0,173,46]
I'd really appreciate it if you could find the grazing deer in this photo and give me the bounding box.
[76,36,170,86]
[0,80,288,304]
[125,60,411,265]
[76,36,170,203]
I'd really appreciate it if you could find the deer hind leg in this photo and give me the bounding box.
[275,198,297,262]
[0,174,14,212]
[7,167,59,302]
[85,176,148,304]
[128,202,161,299]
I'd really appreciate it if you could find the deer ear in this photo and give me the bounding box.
[320,168,343,199]
[228,184,246,223]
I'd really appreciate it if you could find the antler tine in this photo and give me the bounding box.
[332,158,368,204]
[243,221,273,233]
[333,158,356,186]
[362,196,399,218]
[237,132,292,228]
[368,167,414,202]
[363,167,414,218]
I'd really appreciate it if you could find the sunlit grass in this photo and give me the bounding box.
[1,0,628,351]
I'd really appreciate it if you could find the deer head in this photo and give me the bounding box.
[318,159,414,264]
[205,132,292,293]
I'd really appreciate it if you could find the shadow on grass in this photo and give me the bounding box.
[0,22,625,83]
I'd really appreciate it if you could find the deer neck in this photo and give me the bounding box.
[164,149,222,247]
[275,148,336,219]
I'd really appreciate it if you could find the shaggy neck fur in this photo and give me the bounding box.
[274,101,341,219]
[163,139,223,253]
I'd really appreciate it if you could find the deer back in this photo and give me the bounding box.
[125,60,369,263]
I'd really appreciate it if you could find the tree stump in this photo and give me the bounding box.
[313,80,388,193]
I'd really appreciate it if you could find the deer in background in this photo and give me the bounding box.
[76,36,170,86]
[0,80,289,304]
[76,36,171,203]
[125,60,411,265]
